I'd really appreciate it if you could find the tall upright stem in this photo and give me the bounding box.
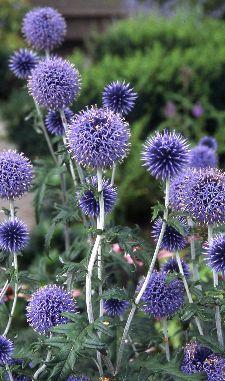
[208,225,224,347]
[162,318,170,362]
[111,163,116,186]
[188,218,199,284]
[33,349,51,380]
[0,279,9,304]
[116,179,170,373]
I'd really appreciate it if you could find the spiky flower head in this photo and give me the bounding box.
[0,336,14,365]
[0,218,29,253]
[9,49,39,80]
[205,234,225,273]
[181,341,212,374]
[199,136,217,151]
[4,359,32,381]
[203,353,225,381]
[152,218,188,252]
[26,285,76,334]
[5,374,31,381]
[67,106,130,168]
[183,168,225,224]
[170,169,193,211]
[102,81,137,115]
[142,130,189,180]
[67,377,89,381]
[140,271,185,319]
[189,145,217,169]
[78,177,117,217]
[103,298,129,317]
[28,57,81,110]
[162,258,190,278]
[0,150,33,199]
[22,7,66,51]
[45,108,74,136]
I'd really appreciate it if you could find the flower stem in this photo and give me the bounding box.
[5,365,13,381]
[116,179,170,374]
[208,225,224,347]
[33,349,51,380]
[162,318,170,362]
[111,163,116,186]
[0,279,9,304]
[187,218,199,284]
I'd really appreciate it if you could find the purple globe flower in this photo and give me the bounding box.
[22,7,66,51]
[0,336,14,365]
[170,169,193,211]
[103,298,129,317]
[205,234,225,274]
[102,81,137,115]
[183,168,225,224]
[189,145,217,169]
[28,57,81,110]
[140,271,185,319]
[45,108,74,136]
[9,49,39,80]
[203,353,225,381]
[152,218,188,252]
[192,102,204,118]
[67,377,89,381]
[162,258,190,278]
[5,374,31,381]
[67,106,130,169]
[26,285,76,334]
[78,177,117,217]
[199,136,217,151]
[181,341,212,374]
[0,218,29,253]
[163,101,176,118]
[0,150,33,199]
[142,130,189,180]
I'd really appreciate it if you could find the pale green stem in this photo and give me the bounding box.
[45,49,50,59]
[111,163,116,186]
[208,225,224,347]
[162,318,170,362]
[116,179,170,374]
[33,349,51,380]
[0,279,9,304]
[187,218,199,284]
[5,365,13,381]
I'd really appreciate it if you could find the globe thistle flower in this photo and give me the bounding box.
[203,353,225,381]
[162,258,190,278]
[181,341,212,374]
[67,377,89,381]
[9,49,39,80]
[205,234,225,274]
[192,102,204,118]
[103,298,129,317]
[0,336,14,365]
[26,285,76,334]
[142,130,189,180]
[0,218,29,253]
[183,168,225,224]
[189,145,217,169]
[152,218,188,252]
[67,106,130,169]
[5,374,31,381]
[0,150,33,200]
[45,108,74,136]
[170,169,193,211]
[78,177,117,217]
[102,81,137,115]
[28,57,81,110]
[199,136,217,151]
[22,7,66,51]
[140,271,185,319]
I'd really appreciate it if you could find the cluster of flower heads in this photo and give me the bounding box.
[45,108,74,136]
[67,106,130,169]
[142,130,189,180]
[152,217,188,252]
[0,218,29,253]
[0,336,14,366]
[78,177,117,217]
[162,257,190,278]
[26,285,76,334]
[102,81,137,115]
[67,376,89,381]
[103,298,129,317]
[0,150,33,200]
[140,271,185,319]
[9,49,39,80]
[188,135,218,169]
[22,7,66,51]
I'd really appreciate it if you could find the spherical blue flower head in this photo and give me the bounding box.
[0,150,33,200]
[0,218,29,253]
[67,106,130,169]
[103,298,129,317]
[102,81,137,115]
[0,336,14,365]
[78,176,117,217]
[67,376,89,381]
[140,271,185,319]
[5,375,31,381]
[152,218,188,252]
[181,341,212,374]
[142,130,189,180]
[26,285,76,334]
[22,7,66,51]
[205,234,225,273]
[28,57,81,110]
[183,168,225,224]
[189,145,217,169]
[170,169,193,211]
[9,49,39,80]
[203,353,225,381]
[162,258,190,278]
[199,136,218,151]
[45,108,74,136]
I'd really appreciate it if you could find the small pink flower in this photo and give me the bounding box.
[112,243,124,254]
[72,289,81,298]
